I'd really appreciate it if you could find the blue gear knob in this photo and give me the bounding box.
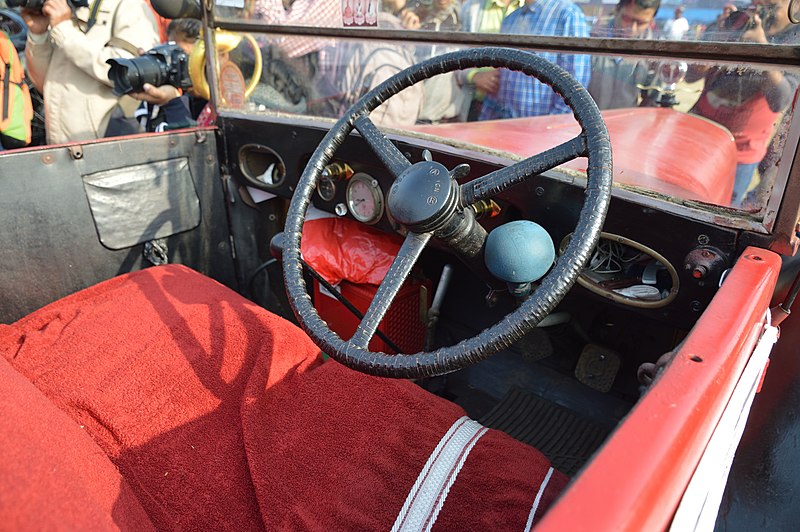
[485,220,555,296]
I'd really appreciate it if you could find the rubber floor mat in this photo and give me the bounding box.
[479,387,613,476]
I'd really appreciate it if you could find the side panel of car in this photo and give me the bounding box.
[0,129,235,323]
[538,248,781,531]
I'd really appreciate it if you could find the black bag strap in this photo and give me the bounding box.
[3,62,9,121]
[83,0,102,32]
[1,31,11,121]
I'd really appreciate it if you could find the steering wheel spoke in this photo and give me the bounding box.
[353,115,412,180]
[348,231,432,349]
[461,134,588,206]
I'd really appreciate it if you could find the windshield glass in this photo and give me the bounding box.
[211,0,800,218]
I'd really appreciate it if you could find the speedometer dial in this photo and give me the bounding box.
[346,173,384,225]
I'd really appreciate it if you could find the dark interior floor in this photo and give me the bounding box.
[420,340,634,476]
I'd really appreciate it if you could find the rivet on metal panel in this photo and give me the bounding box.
[169,138,178,148]
[207,154,215,164]
[41,154,53,165]
[68,145,83,160]
[697,234,710,246]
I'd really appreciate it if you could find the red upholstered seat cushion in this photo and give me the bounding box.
[1,264,567,530]
[0,356,155,530]
[243,361,569,530]
[0,264,323,530]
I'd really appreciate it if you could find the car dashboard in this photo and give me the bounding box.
[221,113,739,333]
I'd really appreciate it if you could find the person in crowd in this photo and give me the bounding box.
[385,0,423,28]
[405,0,460,30]
[250,0,341,112]
[0,27,33,150]
[253,0,340,59]
[21,0,159,144]
[401,0,463,124]
[130,18,204,133]
[479,0,591,120]
[662,5,689,40]
[311,9,423,127]
[688,0,800,207]
[588,0,660,110]
[166,17,201,55]
[702,3,736,41]
[459,0,525,120]
[462,0,525,32]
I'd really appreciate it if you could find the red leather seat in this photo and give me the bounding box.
[0,265,566,530]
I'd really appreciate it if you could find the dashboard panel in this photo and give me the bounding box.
[220,115,739,330]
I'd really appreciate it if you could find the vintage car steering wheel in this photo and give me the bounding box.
[283,47,612,378]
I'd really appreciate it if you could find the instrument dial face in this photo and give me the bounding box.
[317,176,337,201]
[346,173,384,225]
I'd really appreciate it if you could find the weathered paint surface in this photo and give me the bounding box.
[415,108,736,205]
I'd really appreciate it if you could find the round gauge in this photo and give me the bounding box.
[317,176,337,201]
[346,173,384,225]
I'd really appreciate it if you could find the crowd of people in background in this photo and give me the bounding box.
[0,0,797,207]
[0,0,201,150]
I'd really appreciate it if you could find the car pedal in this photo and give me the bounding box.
[575,344,621,393]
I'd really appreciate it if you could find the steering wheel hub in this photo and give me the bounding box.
[388,161,456,230]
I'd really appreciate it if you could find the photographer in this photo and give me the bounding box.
[20,0,159,144]
[128,18,204,133]
[588,0,660,110]
[688,0,800,207]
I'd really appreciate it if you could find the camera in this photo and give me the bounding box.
[6,0,87,13]
[107,43,191,97]
[724,8,759,33]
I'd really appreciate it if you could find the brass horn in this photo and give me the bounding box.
[188,30,262,102]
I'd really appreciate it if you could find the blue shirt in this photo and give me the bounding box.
[480,0,591,119]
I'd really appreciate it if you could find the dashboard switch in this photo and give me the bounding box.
[683,247,727,283]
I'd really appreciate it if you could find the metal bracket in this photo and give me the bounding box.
[68,145,84,160]
[144,238,169,265]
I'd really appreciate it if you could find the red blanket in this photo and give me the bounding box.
[0,264,566,530]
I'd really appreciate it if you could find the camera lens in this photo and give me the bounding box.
[107,55,166,96]
[6,0,46,10]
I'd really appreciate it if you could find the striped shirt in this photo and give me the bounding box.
[253,0,341,58]
[480,0,591,119]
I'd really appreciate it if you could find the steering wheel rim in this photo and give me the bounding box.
[283,47,612,379]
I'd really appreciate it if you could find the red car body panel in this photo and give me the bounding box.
[415,108,736,205]
[537,248,781,531]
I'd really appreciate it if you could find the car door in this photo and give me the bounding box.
[0,129,236,323]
